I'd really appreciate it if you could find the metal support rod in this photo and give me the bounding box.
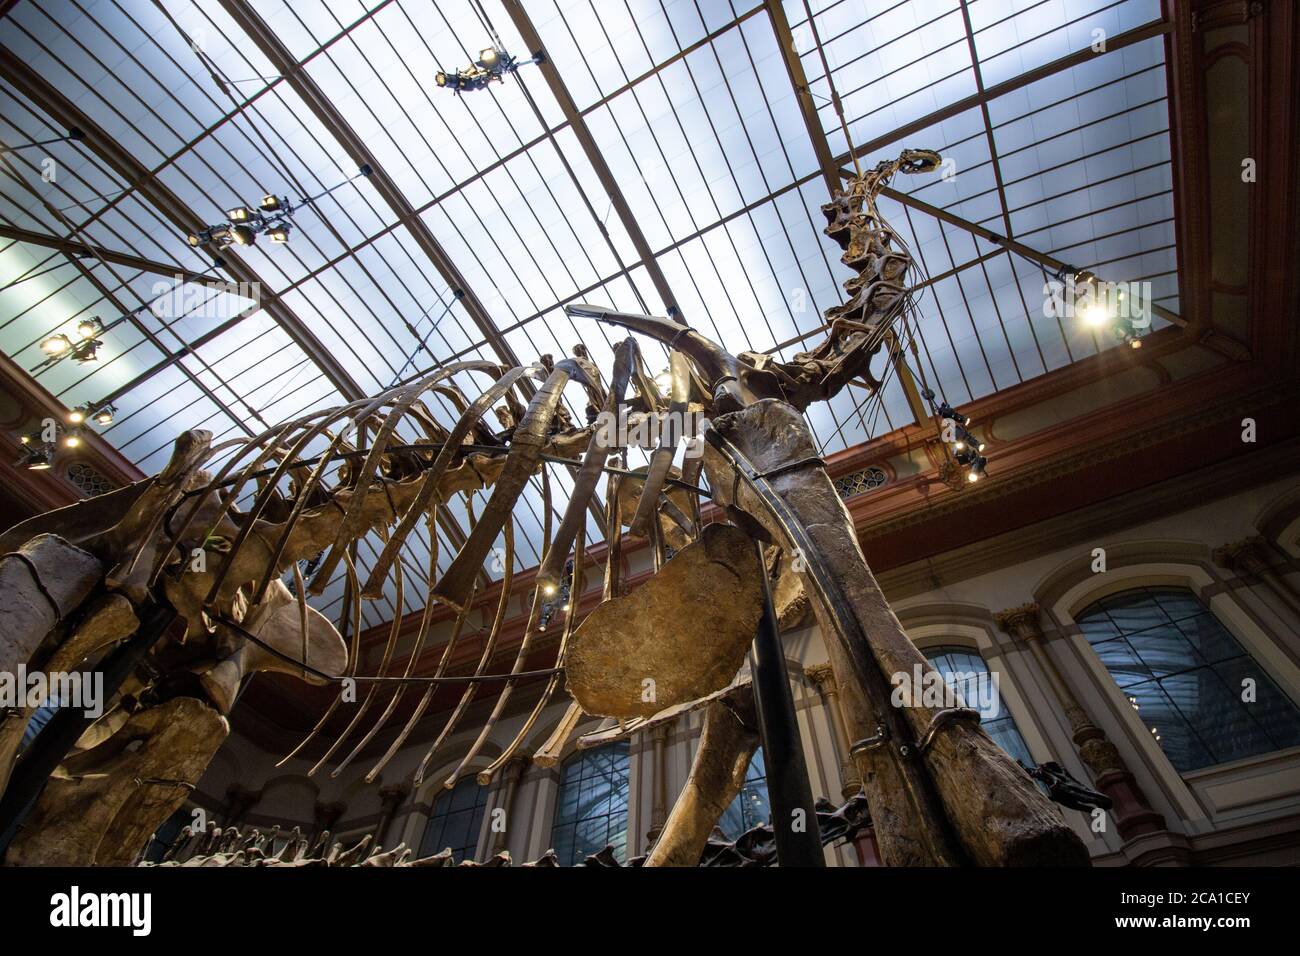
[0,600,178,857]
[748,542,825,867]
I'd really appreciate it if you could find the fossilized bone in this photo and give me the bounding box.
[2,148,1087,868]
[146,789,872,868]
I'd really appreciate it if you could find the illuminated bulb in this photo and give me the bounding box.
[1081,302,1110,327]
[953,440,965,451]
[435,71,449,87]
[561,602,570,612]
[230,225,256,246]
[967,470,980,483]
[68,409,84,424]
[542,583,557,597]
[94,407,114,426]
[20,434,30,445]
[76,319,99,339]
[1129,338,1142,350]
[479,47,500,69]
[227,206,252,223]
[268,223,291,243]
[260,194,282,212]
[187,232,203,247]
[64,434,80,448]
[40,334,71,355]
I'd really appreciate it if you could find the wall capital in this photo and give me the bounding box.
[1212,536,1270,575]
[804,662,837,692]
[994,602,1044,640]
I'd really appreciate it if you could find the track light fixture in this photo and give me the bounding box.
[435,46,545,94]
[922,388,988,486]
[37,316,103,369]
[186,165,373,251]
[1112,316,1144,349]
[22,443,52,470]
[68,400,115,427]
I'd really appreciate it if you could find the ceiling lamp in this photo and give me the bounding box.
[40,333,73,356]
[185,166,372,252]
[231,224,258,246]
[1080,301,1110,327]
[25,445,52,470]
[923,388,989,487]
[436,47,544,95]
[93,403,116,426]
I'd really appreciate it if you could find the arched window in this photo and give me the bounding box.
[551,740,630,865]
[925,645,1034,768]
[718,747,770,839]
[419,776,488,862]
[1078,587,1300,772]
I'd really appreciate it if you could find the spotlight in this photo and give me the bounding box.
[76,317,101,339]
[40,333,73,356]
[187,232,204,247]
[93,404,116,426]
[268,223,292,243]
[26,445,52,470]
[967,456,987,483]
[260,194,283,212]
[954,426,984,454]
[227,206,253,223]
[937,402,968,427]
[67,408,85,425]
[1113,316,1144,350]
[478,47,500,69]
[64,433,81,448]
[230,225,257,246]
[1081,301,1110,327]
[542,583,557,597]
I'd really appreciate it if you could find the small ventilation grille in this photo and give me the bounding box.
[66,461,115,498]
[834,466,887,500]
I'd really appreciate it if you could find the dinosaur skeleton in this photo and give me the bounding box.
[0,149,1088,867]
[146,790,872,868]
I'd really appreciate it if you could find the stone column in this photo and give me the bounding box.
[644,720,672,847]
[488,756,528,855]
[1214,536,1300,619]
[373,782,409,849]
[804,663,862,800]
[995,603,1165,841]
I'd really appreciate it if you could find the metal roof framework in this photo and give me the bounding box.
[0,0,1185,628]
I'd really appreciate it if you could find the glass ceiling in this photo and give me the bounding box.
[0,0,1179,629]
